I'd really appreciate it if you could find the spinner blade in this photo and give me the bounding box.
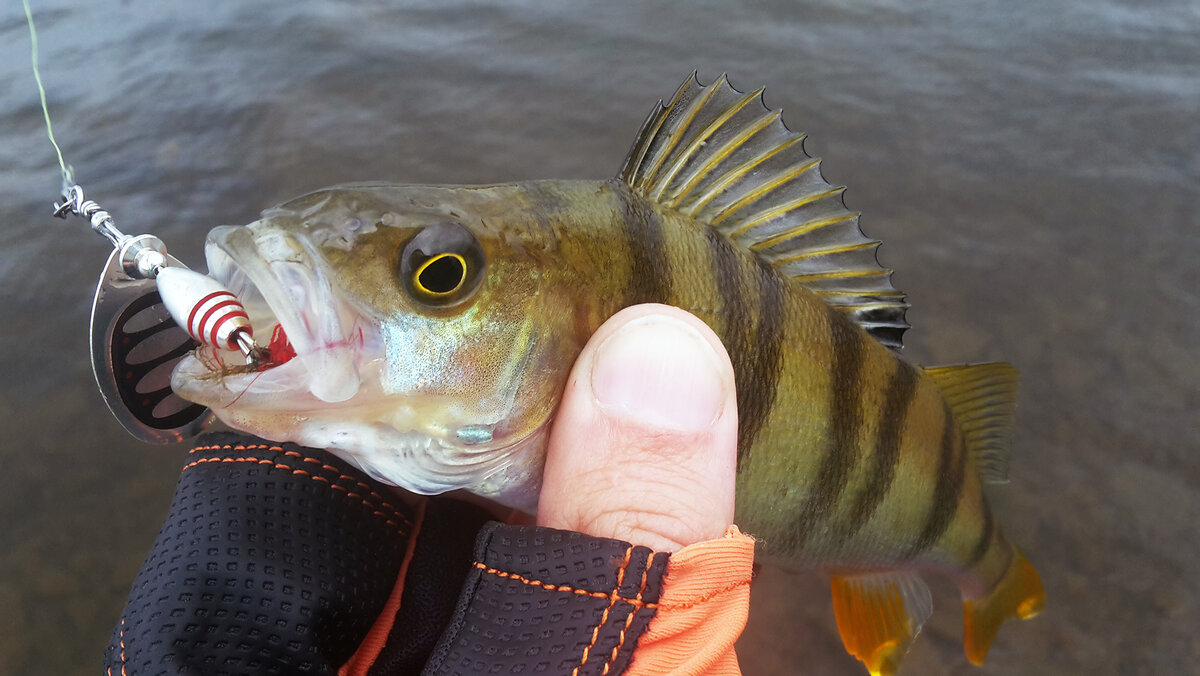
[90,249,214,443]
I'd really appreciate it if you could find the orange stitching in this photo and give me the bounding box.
[119,617,128,676]
[188,444,409,524]
[472,561,660,610]
[190,443,283,455]
[603,551,657,674]
[659,577,752,611]
[182,456,409,532]
[573,547,633,676]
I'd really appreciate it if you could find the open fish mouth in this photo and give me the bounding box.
[172,223,368,407]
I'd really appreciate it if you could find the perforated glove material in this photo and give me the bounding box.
[103,434,673,676]
[424,524,669,676]
[102,433,490,675]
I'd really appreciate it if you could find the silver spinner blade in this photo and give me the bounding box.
[90,249,214,443]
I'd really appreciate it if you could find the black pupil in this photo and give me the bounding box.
[419,255,465,294]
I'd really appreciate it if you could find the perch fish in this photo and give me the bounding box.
[172,74,1044,675]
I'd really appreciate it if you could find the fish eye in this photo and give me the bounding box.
[399,222,485,307]
[415,253,467,296]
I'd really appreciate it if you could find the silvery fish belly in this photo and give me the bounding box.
[171,73,1044,676]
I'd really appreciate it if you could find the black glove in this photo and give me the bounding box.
[104,432,669,676]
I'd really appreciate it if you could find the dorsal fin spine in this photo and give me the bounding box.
[687,134,806,215]
[711,155,819,226]
[824,297,905,307]
[665,105,780,209]
[774,240,878,263]
[749,211,857,251]
[641,74,725,189]
[737,187,848,242]
[793,268,892,283]
[622,104,667,191]
[652,87,765,202]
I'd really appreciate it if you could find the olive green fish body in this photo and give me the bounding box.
[172,74,1044,675]
[485,178,1015,594]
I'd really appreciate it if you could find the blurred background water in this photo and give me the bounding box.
[1,1,1196,674]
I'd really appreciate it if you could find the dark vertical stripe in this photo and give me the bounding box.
[844,359,919,535]
[793,307,867,547]
[966,501,996,568]
[906,401,968,557]
[612,180,671,304]
[741,256,787,462]
[703,228,785,466]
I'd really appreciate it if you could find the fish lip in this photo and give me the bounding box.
[195,222,364,402]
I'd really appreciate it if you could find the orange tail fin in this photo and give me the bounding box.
[962,548,1045,665]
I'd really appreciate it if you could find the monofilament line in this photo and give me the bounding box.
[23,0,74,189]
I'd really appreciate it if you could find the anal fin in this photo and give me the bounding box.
[963,547,1045,665]
[830,571,932,676]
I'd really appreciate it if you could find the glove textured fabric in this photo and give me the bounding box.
[356,499,494,676]
[103,434,749,675]
[104,432,416,675]
[424,523,670,676]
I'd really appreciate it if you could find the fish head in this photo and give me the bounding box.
[172,183,591,508]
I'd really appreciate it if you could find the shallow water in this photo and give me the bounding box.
[1,1,1196,673]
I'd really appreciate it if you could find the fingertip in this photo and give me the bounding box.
[539,305,738,551]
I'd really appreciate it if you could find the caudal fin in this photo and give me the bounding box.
[962,548,1045,665]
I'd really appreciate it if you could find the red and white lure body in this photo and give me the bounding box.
[156,267,257,361]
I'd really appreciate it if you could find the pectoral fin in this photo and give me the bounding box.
[830,571,933,676]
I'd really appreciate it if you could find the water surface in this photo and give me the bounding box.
[0,1,1196,673]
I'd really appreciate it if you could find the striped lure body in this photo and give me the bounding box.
[171,74,1044,674]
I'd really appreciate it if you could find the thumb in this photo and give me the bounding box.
[537,304,738,552]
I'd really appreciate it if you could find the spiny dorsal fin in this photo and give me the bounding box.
[619,72,910,349]
[923,362,1019,483]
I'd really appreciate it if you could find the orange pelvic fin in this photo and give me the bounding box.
[962,548,1045,665]
[830,571,932,676]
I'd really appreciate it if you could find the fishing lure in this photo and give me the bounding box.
[52,185,263,442]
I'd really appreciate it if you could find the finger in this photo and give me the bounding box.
[537,304,738,552]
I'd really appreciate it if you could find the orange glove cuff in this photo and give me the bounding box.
[625,526,756,676]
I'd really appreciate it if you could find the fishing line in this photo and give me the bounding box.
[22,0,73,190]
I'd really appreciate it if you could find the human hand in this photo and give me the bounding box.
[105,305,751,676]
[539,303,739,551]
